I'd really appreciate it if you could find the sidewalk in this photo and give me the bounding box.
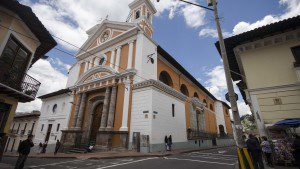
[3,145,232,159]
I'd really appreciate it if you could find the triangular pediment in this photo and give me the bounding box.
[76,20,137,56]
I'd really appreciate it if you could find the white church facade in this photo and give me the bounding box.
[37,0,234,152]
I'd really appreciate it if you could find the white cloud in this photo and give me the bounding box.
[199,28,232,38]
[19,0,209,50]
[17,59,68,112]
[204,65,251,116]
[181,4,206,28]
[49,58,71,72]
[232,0,300,35]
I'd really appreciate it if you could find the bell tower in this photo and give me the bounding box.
[128,0,157,37]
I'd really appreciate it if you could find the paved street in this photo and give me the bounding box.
[2,147,238,169]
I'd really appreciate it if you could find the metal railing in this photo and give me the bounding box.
[0,70,41,98]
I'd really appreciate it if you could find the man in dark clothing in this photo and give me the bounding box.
[246,134,264,169]
[54,140,61,155]
[15,134,34,169]
[293,135,300,169]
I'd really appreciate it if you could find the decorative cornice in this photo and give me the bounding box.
[190,97,205,109]
[132,79,187,101]
[234,29,300,55]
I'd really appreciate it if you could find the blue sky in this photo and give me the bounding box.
[17,0,300,114]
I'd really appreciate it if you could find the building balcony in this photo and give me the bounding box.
[0,73,41,102]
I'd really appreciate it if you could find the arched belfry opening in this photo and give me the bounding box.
[159,71,173,87]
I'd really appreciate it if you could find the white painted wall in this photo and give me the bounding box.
[151,88,186,144]
[35,94,72,146]
[130,86,186,146]
[214,101,227,134]
[134,33,157,83]
[129,88,153,144]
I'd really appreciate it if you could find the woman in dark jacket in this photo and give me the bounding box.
[168,135,173,151]
[293,135,300,169]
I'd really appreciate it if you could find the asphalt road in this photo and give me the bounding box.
[2,147,238,169]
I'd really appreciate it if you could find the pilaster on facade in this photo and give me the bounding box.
[115,46,122,71]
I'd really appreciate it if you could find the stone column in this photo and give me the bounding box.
[127,41,134,69]
[84,61,89,72]
[71,93,82,129]
[110,50,115,68]
[120,78,130,131]
[99,87,111,131]
[106,86,117,131]
[115,46,121,71]
[75,93,87,130]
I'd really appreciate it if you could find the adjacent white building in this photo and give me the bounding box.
[5,111,40,153]
[34,89,72,152]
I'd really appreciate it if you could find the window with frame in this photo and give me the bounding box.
[0,36,31,89]
[135,10,140,19]
[291,45,300,67]
[56,123,60,132]
[41,124,44,131]
[172,104,175,117]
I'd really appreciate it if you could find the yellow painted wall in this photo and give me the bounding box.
[240,40,299,89]
[223,106,233,134]
[114,83,125,131]
[240,39,300,124]
[0,95,18,134]
[157,58,216,132]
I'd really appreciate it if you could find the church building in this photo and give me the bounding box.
[37,0,233,152]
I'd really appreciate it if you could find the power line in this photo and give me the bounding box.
[0,18,226,119]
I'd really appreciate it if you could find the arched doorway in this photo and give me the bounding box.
[219,125,226,136]
[90,103,103,142]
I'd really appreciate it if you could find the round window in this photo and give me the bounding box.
[52,104,57,113]
[100,31,110,43]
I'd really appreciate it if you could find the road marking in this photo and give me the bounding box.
[189,152,238,158]
[190,155,238,160]
[97,157,158,169]
[166,157,235,166]
[29,159,86,168]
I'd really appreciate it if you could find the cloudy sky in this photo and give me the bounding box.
[17,0,300,116]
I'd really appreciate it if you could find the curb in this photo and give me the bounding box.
[3,145,235,160]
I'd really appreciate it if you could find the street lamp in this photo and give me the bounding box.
[156,0,245,148]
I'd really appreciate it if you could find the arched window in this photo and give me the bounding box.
[210,104,214,111]
[193,92,199,98]
[135,10,140,19]
[99,57,105,66]
[203,99,207,107]
[159,71,173,87]
[180,84,189,96]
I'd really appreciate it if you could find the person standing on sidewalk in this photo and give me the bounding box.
[261,136,273,167]
[167,135,172,151]
[54,140,61,155]
[164,135,169,151]
[246,134,264,169]
[15,134,34,169]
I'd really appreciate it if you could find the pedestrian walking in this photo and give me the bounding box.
[167,135,172,151]
[54,140,61,155]
[38,142,42,153]
[41,141,47,153]
[261,136,273,167]
[15,134,34,169]
[246,134,264,169]
[292,135,300,169]
[164,135,169,152]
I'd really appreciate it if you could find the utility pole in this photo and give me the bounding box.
[211,0,244,147]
